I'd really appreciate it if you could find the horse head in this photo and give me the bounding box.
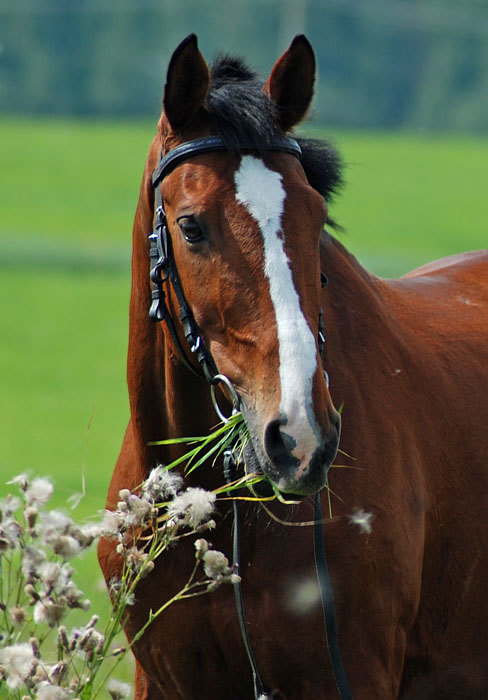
[153,34,341,495]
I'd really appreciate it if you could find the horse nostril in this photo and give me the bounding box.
[264,417,298,466]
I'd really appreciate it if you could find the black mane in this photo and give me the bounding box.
[207,55,343,211]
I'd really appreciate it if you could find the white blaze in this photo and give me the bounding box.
[234,155,319,465]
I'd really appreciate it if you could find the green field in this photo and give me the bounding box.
[1,119,486,693]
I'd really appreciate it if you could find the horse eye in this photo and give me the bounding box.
[177,216,205,244]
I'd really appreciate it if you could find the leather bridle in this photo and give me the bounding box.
[148,134,352,700]
[148,134,303,386]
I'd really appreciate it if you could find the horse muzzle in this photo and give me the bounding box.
[242,406,341,496]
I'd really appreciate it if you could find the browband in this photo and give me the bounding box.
[151,134,302,188]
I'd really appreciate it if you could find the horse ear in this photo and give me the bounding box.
[163,34,210,134]
[265,35,316,131]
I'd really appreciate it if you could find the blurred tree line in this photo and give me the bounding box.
[1,0,487,130]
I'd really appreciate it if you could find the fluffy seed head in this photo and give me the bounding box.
[0,643,36,689]
[107,678,132,699]
[25,478,54,507]
[168,488,216,529]
[141,466,183,503]
[202,549,231,579]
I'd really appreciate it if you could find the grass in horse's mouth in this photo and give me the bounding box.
[148,413,270,500]
[148,415,322,507]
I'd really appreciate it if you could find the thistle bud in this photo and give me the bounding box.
[111,646,126,657]
[30,638,40,664]
[50,660,68,684]
[86,614,99,630]
[194,538,209,559]
[24,583,39,602]
[58,625,70,653]
[24,506,38,531]
[118,489,131,503]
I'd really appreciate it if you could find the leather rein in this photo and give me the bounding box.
[149,134,352,700]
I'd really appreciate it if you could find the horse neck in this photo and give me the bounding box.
[320,235,402,387]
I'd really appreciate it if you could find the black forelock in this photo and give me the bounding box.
[208,54,258,87]
[206,54,280,152]
[205,55,343,222]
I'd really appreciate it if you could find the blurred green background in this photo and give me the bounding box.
[2,0,488,130]
[1,0,487,693]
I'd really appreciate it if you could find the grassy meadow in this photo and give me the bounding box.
[1,118,486,691]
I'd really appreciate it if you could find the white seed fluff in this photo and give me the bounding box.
[25,478,54,507]
[107,678,132,699]
[348,508,374,535]
[0,643,36,689]
[167,488,216,529]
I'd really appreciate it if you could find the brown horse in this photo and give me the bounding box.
[98,34,488,699]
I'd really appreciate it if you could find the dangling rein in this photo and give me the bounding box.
[223,443,353,700]
[149,135,353,700]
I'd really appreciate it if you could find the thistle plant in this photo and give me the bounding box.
[0,412,332,698]
[0,458,241,699]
